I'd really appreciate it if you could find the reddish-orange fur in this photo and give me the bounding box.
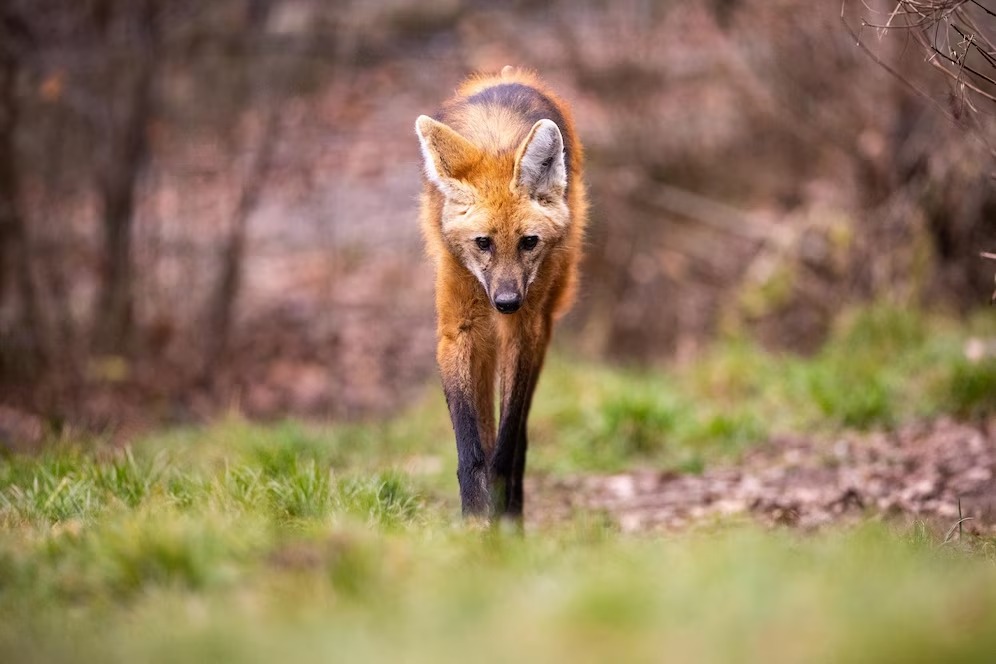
[416,67,587,518]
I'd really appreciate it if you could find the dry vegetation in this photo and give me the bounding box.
[0,0,993,429]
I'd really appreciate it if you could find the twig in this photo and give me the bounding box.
[922,44,996,103]
[970,0,996,19]
[846,0,996,164]
[960,497,964,541]
[942,517,974,544]
[950,24,996,70]
[840,0,959,123]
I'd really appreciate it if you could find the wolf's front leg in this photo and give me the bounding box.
[442,383,489,516]
[437,317,496,518]
[491,321,549,518]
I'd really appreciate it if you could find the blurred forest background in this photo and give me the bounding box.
[0,0,993,434]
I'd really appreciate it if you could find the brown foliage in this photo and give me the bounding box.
[0,0,992,428]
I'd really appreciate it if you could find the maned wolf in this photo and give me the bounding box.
[415,66,588,519]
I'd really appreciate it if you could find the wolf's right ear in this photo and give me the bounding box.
[415,115,479,201]
[512,119,566,203]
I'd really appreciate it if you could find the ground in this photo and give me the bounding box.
[1,306,995,662]
[531,418,996,534]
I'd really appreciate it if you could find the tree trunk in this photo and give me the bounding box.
[0,29,49,377]
[201,108,278,378]
[91,0,158,355]
[200,0,276,380]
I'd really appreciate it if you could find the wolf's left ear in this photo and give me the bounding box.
[513,119,566,201]
[415,115,479,201]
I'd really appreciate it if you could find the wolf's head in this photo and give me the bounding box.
[416,115,570,314]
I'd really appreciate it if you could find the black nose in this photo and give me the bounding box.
[494,291,522,314]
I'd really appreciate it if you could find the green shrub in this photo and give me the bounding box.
[944,358,996,417]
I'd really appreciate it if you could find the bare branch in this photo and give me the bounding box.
[847,0,996,161]
[840,0,959,122]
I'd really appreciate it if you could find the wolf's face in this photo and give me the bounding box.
[416,116,569,314]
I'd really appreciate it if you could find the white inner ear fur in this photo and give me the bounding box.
[415,115,474,204]
[414,116,446,188]
[516,119,566,200]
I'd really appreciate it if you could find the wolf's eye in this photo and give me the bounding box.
[520,235,539,251]
[475,237,492,251]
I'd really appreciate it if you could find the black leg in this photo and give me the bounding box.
[444,385,489,517]
[491,358,538,517]
[506,420,528,516]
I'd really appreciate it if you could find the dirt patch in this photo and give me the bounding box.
[528,418,996,534]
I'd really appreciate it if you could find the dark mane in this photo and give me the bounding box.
[444,82,573,186]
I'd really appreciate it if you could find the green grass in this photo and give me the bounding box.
[1,437,996,663]
[526,304,995,472]
[1,304,994,662]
